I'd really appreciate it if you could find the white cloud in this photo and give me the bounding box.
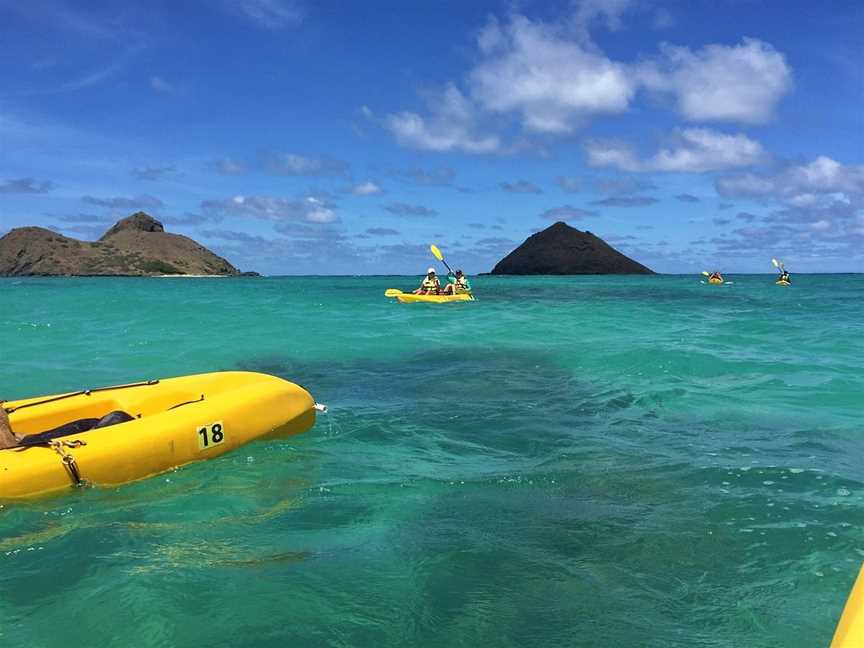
[586,128,767,173]
[647,38,792,124]
[374,11,793,153]
[716,156,864,202]
[470,16,636,133]
[383,85,501,153]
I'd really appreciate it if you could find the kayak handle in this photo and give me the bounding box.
[314,403,328,413]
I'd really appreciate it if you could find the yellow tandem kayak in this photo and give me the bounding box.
[0,371,319,499]
[385,289,474,303]
[832,563,864,647]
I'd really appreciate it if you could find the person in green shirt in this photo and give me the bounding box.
[442,269,471,295]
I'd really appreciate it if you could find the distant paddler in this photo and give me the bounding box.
[772,258,791,284]
[702,270,724,284]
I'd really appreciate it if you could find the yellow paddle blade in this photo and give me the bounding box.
[384,289,403,298]
[772,258,780,268]
[430,244,444,261]
[702,271,710,276]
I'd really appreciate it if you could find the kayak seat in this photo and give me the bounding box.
[17,410,135,447]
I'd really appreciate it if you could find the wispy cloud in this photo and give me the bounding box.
[149,76,175,93]
[260,152,348,176]
[340,181,382,195]
[209,158,248,175]
[81,194,163,209]
[591,195,659,207]
[539,205,598,220]
[389,166,456,187]
[0,177,54,193]
[131,165,177,181]
[500,180,542,194]
[675,193,700,203]
[227,0,304,30]
[384,203,438,217]
[366,227,399,236]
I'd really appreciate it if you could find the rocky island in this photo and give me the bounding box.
[491,221,654,275]
[0,212,251,277]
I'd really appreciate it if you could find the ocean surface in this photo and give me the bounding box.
[1,274,862,647]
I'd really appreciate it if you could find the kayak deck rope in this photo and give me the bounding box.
[4,380,160,414]
[48,439,88,487]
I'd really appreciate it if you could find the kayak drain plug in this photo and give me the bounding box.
[314,403,328,413]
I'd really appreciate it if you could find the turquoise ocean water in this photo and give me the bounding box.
[1,275,862,647]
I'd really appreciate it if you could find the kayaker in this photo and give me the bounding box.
[442,269,471,295]
[709,271,723,282]
[0,405,21,450]
[415,268,441,295]
[779,269,791,283]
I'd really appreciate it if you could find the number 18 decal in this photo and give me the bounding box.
[197,422,225,450]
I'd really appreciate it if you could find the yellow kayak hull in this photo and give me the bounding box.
[388,291,475,304]
[708,278,724,284]
[0,371,317,499]
[832,563,864,647]
[776,280,791,286]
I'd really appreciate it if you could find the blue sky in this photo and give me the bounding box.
[1,0,862,274]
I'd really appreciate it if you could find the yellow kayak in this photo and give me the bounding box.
[0,371,319,499]
[385,289,474,303]
[776,280,791,286]
[708,277,724,284]
[832,563,864,647]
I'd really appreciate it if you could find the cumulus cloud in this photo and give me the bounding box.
[201,195,338,223]
[716,156,864,202]
[132,165,176,180]
[645,38,792,124]
[586,128,767,173]
[0,177,54,193]
[260,152,348,176]
[539,205,598,220]
[382,84,501,154]
[384,203,438,218]
[81,194,163,209]
[375,10,793,153]
[500,180,542,193]
[341,181,382,195]
[470,15,636,133]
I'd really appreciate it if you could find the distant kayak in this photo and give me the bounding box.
[708,277,724,285]
[776,280,791,286]
[385,289,474,304]
[831,563,864,647]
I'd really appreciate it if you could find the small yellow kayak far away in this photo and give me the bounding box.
[776,280,791,286]
[832,563,864,647]
[0,371,320,499]
[708,277,724,284]
[385,289,474,303]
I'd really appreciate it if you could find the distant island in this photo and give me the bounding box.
[0,212,254,277]
[491,221,654,275]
